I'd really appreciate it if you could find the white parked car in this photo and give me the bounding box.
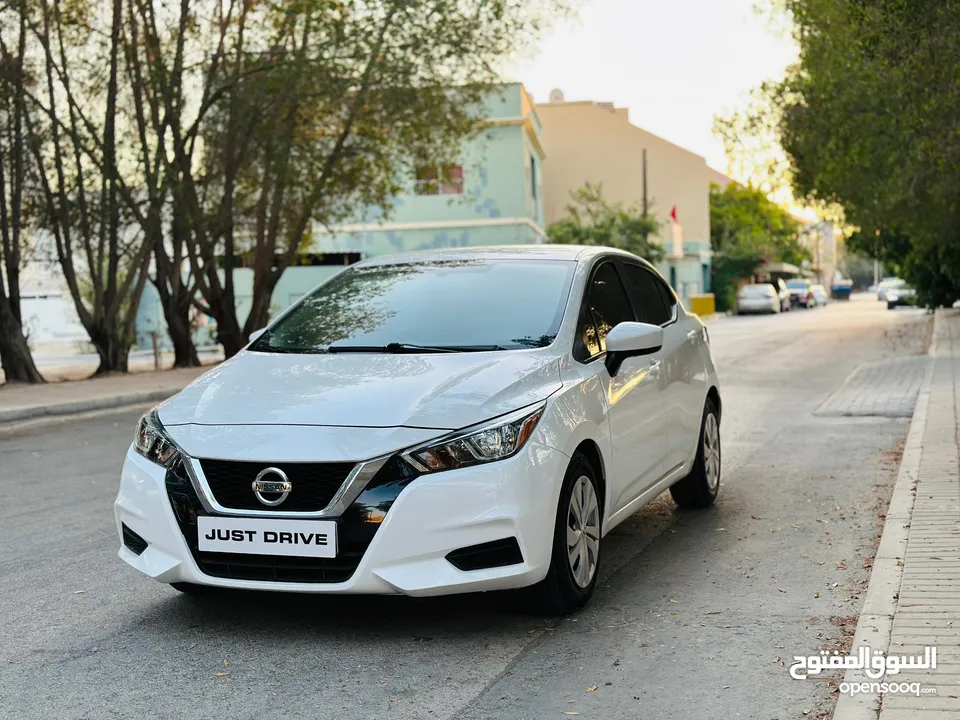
[115,246,722,614]
[737,283,781,314]
[811,284,829,306]
[877,278,904,302]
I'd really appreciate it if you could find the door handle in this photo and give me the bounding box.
[687,329,698,341]
[648,359,662,380]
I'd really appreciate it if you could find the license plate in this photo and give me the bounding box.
[197,516,337,558]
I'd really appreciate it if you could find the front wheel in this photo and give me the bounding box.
[531,452,602,615]
[670,398,721,509]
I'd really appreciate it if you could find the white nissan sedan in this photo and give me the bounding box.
[115,246,722,614]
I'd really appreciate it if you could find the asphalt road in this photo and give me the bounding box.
[0,296,932,720]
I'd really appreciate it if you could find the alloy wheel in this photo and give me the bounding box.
[567,475,600,588]
[703,412,721,491]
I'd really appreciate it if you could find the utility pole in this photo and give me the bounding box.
[642,148,648,217]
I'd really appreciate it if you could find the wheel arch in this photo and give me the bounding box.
[707,385,722,422]
[572,439,606,516]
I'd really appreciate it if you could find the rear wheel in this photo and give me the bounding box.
[670,398,721,509]
[531,452,602,615]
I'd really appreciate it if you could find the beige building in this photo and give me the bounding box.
[707,167,733,189]
[537,93,712,300]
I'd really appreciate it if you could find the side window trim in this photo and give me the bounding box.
[656,277,680,327]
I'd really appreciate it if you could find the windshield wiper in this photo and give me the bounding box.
[251,345,328,354]
[327,343,506,354]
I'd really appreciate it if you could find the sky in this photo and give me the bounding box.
[506,0,798,178]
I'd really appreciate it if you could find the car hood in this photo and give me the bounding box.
[157,350,562,431]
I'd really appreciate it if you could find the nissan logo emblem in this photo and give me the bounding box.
[252,467,292,507]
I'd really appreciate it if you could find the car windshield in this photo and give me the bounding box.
[743,285,774,296]
[250,259,575,354]
[786,280,808,289]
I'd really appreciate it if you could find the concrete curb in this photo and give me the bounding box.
[0,389,175,426]
[831,313,938,719]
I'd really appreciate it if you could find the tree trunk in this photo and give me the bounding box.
[92,327,130,375]
[216,310,245,359]
[243,267,278,339]
[164,294,200,368]
[0,298,43,383]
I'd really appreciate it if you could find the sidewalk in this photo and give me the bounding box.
[0,364,214,425]
[836,308,960,718]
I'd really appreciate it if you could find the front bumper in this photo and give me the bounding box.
[114,440,568,596]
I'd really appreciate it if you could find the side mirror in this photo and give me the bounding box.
[248,328,266,344]
[604,322,663,377]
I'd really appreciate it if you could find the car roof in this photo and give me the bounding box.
[353,244,644,268]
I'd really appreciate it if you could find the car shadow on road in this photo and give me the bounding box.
[137,585,540,641]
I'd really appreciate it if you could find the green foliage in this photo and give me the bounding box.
[839,254,878,290]
[547,183,664,262]
[845,229,912,279]
[707,182,809,311]
[710,182,807,264]
[744,0,960,307]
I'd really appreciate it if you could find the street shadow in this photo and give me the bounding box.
[135,585,540,643]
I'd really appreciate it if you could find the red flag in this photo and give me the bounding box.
[670,205,678,222]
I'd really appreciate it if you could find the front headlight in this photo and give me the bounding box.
[888,293,900,302]
[133,410,182,468]
[401,403,545,473]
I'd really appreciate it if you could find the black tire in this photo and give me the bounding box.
[530,452,602,615]
[670,398,721,509]
[887,302,896,310]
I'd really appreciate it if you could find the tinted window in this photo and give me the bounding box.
[656,279,677,317]
[251,260,574,353]
[587,263,634,352]
[620,264,671,325]
[573,304,601,361]
[786,280,809,289]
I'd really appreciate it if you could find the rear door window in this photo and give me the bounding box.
[620,263,671,326]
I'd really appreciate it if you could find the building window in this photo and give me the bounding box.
[415,165,463,195]
[530,154,537,200]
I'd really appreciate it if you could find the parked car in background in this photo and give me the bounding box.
[775,278,792,312]
[737,283,781,314]
[831,279,854,300]
[887,285,917,309]
[786,279,816,308]
[877,278,905,302]
[811,285,829,306]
